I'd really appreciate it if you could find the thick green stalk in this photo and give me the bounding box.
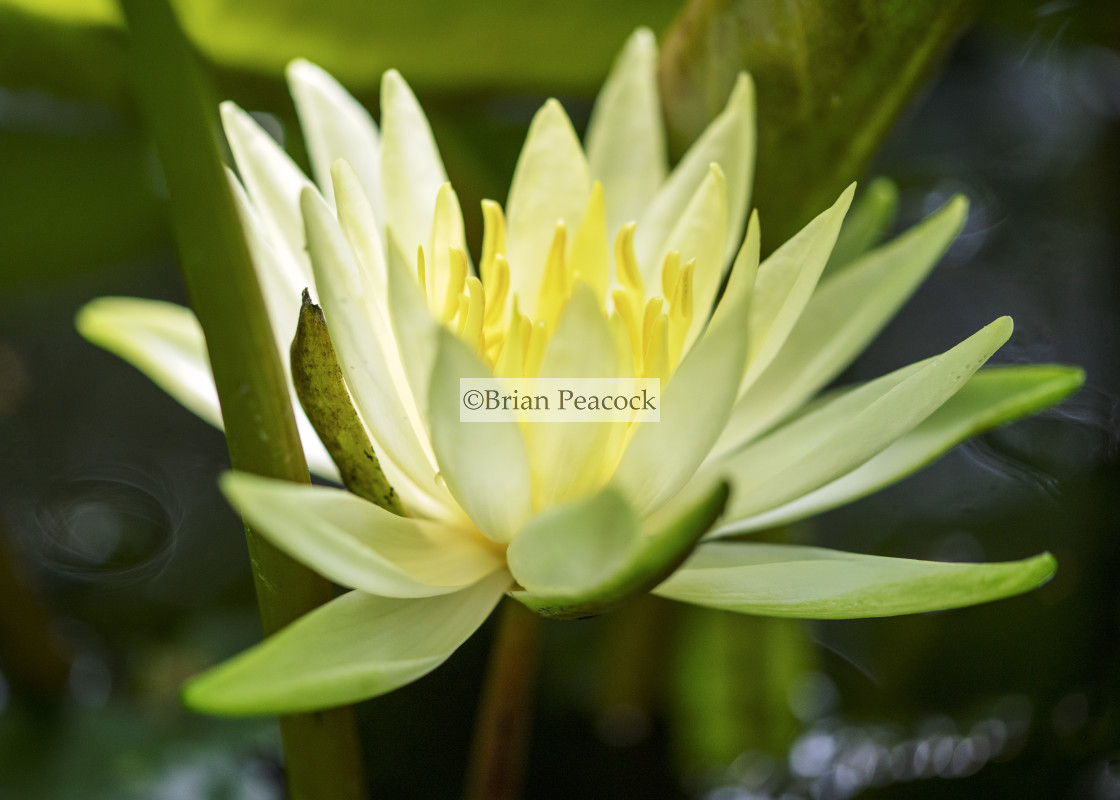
[463,600,543,800]
[117,1,365,797]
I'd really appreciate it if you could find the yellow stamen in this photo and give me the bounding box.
[668,259,695,370]
[660,250,681,301]
[614,222,644,297]
[524,320,548,379]
[480,199,507,287]
[484,254,511,331]
[612,288,643,374]
[536,222,569,329]
[462,276,486,355]
[440,246,468,322]
[496,296,527,380]
[643,314,669,384]
[570,181,609,304]
[416,245,427,298]
[641,297,665,353]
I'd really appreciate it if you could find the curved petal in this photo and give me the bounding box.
[220,101,314,268]
[609,227,756,517]
[720,365,1085,534]
[510,481,729,620]
[302,188,456,521]
[221,472,503,597]
[380,70,448,266]
[182,570,511,715]
[654,542,1055,619]
[585,27,667,241]
[823,177,899,276]
[714,196,967,455]
[286,58,383,226]
[428,327,533,543]
[76,297,221,428]
[636,72,754,274]
[76,297,339,479]
[527,284,621,508]
[704,318,1013,526]
[505,99,591,318]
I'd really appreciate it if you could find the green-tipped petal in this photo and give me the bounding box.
[428,328,533,543]
[220,101,314,267]
[287,59,383,225]
[724,365,1085,534]
[183,570,510,715]
[636,72,754,273]
[511,481,729,620]
[706,317,1013,525]
[380,70,448,267]
[221,472,502,597]
[655,542,1055,619]
[824,177,899,275]
[743,184,855,388]
[716,196,968,454]
[586,27,667,241]
[505,99,591,318]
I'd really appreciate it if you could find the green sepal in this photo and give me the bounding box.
[511,482,729,620]
[291,289,403,515]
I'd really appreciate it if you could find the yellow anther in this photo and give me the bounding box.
[524,320,548,379]
[613,222,644,297]
[668,259,695,369]
[461,276,486,355]
[480,199,507,287]
[643,314,669,385]
[416,245,427,298]
[536,222,569,329]
[484,254,511,330]
[611,288,643,374]
[440,246,468,322]
[660,250,681,301]
[641,297,665,353]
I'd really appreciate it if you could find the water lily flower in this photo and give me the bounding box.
[77,29,1081,716]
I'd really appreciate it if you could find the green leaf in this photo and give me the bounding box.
[510,481,729,620]
[290,291,403,514]
[654,542,1056,618]
[725,365,1086,534]
[182,570,510,715]
[659,0,980,249]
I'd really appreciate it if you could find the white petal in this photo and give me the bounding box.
[220,101,314,268]
[704,318,1013,526]
[222,472,502,597]
[380,70,448,261]
[183,571,511,715]
[301,188,457,521]
[586,27,667,242]
[428,328,533,543]
[636,73,754,274]
[505,99,591,318]
[286,59,384,227]
[713,196,968,455]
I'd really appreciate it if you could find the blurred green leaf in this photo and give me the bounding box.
[659,0,980,250]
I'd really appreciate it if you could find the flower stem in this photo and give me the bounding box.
[117,0,365,797]
[463,599,543,800]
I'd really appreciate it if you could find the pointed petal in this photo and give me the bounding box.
[75,297,339,479]
[428,328,533,543]
[654,542,1055,618]
[610,232,756,516]
[526,285,621,508]
[743,184,854,387]
[585,27,667,241]
[221,472,502,597]
[722,365,1085,534]
[76,297,221,428]
[220,101,313,266]
[706,318,1013,525]
[636,73,754,274]
[823,177,899,276]
[302,188,456,521]
[510,481,729,619]
[715,195,968,454]
[182,571,510,715]
[658,164,728,350]
[286,59,384,227]
[505,99,591,318]
[380,70,448,261]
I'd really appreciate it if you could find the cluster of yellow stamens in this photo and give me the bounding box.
[415,181,698,385]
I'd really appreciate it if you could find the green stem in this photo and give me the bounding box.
[117,1,365,797]
[463,600,543,800]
